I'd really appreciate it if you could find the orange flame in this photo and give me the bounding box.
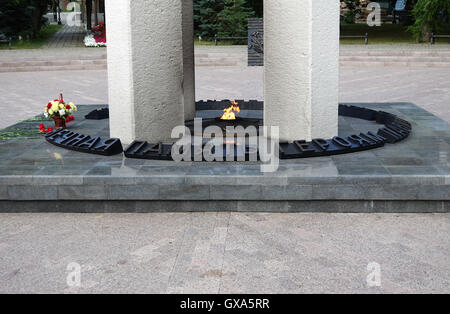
[220,101,240,120]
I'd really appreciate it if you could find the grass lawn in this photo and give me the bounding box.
[340,23,417,44]
[0,24,63,50]
[195,24,450,46]
[194,38,247,46]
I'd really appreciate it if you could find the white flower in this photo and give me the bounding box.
[44,113,49,118]
[83,34,107,47]
[59,109,66,116]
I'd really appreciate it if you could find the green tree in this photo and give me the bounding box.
[0,0,33,37]
[30,0,50,37]
[194,0,225,39]
[409,0,450,42]
[340,0,361,24]
[0,0,50,38]
[246,0,262,17]
[217,0,254,38]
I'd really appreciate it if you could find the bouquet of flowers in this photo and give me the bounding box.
[43,94,77,129]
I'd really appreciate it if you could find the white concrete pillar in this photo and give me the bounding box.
[182,0,196,120]
[264,0,340,141]
[106,0,187,144]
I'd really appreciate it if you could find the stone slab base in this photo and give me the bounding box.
[0,200,448,213]
[0,103,448,213]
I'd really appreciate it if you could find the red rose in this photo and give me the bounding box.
[66,105,71,109]
[46,127,53,133]
[39,124,44,129]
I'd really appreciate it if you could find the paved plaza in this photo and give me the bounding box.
[1,63,450,129]
[0,212,448,293]
[42,25,86,49]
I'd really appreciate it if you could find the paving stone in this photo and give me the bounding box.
[417,185,450,200]
[31,176,84,186]
[0,176,35,186]
[134,176,186,185]
[108,185,159,200]
[261,185,313,200]
[386,166,442,175]
[390,175,445,186]
[285,200,448,213]
[237,201,290,212]
[0,199,448,214]
[363,185,420,200]
[0,185,7,200]
[58,185,106,200]
[287,200,375,213]
[312,185,368,200]
[210,185,262,200]
[339,175,393,185]
[0,200,108,213]
[103,200,138,212]
[159,185,210,200]
[384,200,448,213]
[8,186,57,200]
[336,165,390,176]
[83,175,136,186]
[135,200,239,212]
[287,176,341,186]
[311,184,420,201]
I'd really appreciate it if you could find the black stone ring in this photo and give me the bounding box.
[44,102,411,161]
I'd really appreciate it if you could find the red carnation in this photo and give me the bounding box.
[39,124,44,129]
[46,127,53,133]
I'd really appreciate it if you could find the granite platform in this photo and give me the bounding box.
[0,103,448,213]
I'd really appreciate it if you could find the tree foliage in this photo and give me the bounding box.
[409,0,450,41]
[194,0,225,39]
[340,0,361,24]
[194,0,256,39]
[0,0,50,38]
[217,0,254,37]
